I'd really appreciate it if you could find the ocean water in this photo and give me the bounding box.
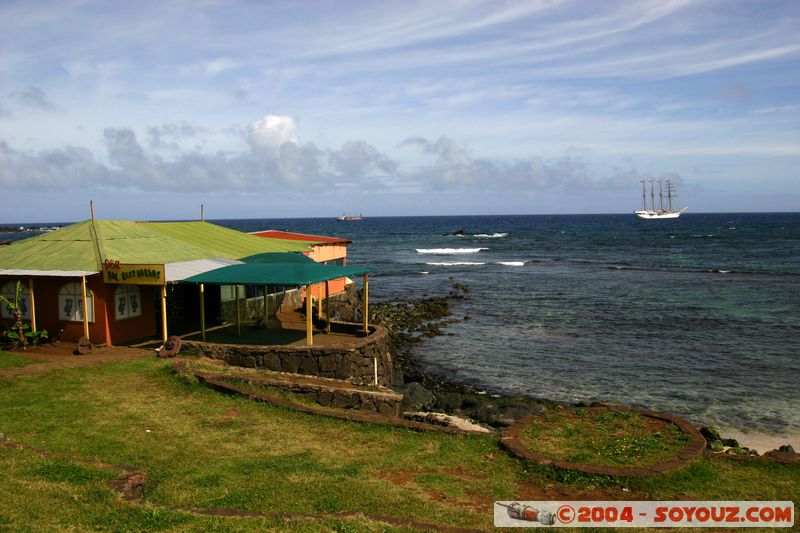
[219,213,800,438]
[4,213,799,438]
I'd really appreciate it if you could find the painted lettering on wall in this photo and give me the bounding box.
[103,262,165,286]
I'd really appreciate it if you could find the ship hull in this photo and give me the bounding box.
[634,209,685,219]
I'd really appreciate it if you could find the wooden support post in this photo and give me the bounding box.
[317,283,323,320]
[305,285,313,346]
[235,285,241,337]
[325,280,330,333]
[103,304,112,347]
[160,285,168,343]
[81,275,90,340]
[199,283,206,342]
[28,278,36,333]
[362,273,369,333]
[264,285,269,329]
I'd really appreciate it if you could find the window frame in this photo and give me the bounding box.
[114,284,142,321]
[58,281,95,323]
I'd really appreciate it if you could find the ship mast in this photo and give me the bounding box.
[640,179,646,211]
[648,179,655,211]
[666,179,674,212]
[658,179,664,212]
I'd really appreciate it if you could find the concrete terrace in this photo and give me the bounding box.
[180,312,369,348]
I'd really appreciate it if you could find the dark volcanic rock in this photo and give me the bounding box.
[700,426,722,442]
[402,382,436,410]
[437,392,463,412]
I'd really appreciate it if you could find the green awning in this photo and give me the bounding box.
[182,262,370,286]
[240,252,315,264]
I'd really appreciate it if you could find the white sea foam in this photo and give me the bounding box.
[416,248,488,254]
[425,262,486,266]
[498,261,525,266]
[419,271,429,275]
[474,232,508,238]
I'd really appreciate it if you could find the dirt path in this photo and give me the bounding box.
[0,342,153,377]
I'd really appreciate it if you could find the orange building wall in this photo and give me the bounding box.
[307,244,348,264]
[250,233,352,301]
[1,275,157,345]
[104,283,158,345]
[308,243,348,299]
[306,277,348,300]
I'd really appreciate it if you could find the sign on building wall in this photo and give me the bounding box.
[103,260,165,285]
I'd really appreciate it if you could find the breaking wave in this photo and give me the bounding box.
[474,232,508,238]
[498,261,525,266]
[416,248,488,254]
[425,262,486,266]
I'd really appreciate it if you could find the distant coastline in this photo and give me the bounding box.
[0,225,63,233]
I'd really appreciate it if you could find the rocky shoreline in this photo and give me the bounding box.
[336,282,797,458]
[332,282,549,430]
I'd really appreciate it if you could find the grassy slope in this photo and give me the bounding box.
[0,351,39,370]
[0,357,797,532]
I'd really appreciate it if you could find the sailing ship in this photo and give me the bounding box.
[634,179,687,219]
[336,213,364,221]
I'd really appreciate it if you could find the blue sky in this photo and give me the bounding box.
[1,0,798,222]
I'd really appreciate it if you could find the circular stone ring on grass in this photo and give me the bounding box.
[501,404,706,476]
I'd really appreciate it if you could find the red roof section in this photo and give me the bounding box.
[250,230,352,245]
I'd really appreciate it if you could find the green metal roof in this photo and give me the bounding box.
[0,220,311,272]
[182,262,370,286]
[144,222,309,257]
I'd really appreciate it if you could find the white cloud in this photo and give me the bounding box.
[401,135,608,192]
[247,115,300,158]
[0,141,109,189]
[1,1,798,216]
[750,104,800,115]
[8,85,57,112]
[204,58,238,76]
[147,121,204,150]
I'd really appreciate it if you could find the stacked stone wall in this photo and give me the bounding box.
[182,324,393,387]
[209,373,401,416]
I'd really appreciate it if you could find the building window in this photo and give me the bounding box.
[59,282,94,322]
[115,285,142,320]
[0,281,31,320]
[220,285,245,302]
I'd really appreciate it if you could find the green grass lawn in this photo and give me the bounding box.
[520,407,691,467]
[0,357,797,531]
[0,350,39,370]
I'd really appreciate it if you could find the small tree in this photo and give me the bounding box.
[0,281,27,349]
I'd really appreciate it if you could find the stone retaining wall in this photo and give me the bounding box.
[211,373,402,416]
[173,362,470,434]
[501,405,706,476]
[182,324,393,387]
